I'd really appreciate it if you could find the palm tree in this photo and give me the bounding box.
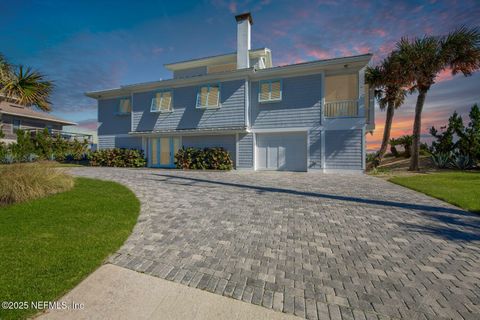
[365,52,407,163]
[0,54,54,112]
[396,26,480,171]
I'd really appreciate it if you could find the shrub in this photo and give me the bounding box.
[431,152,452,169]
[205,147,234,170]
[390,135,413,158]
[451,153,475,170]
[0,129,89,163]
[430,104,480,165]
[88,148,146,167]
[366,152,380,168]
[175,147,232,170]
[0,163,74,206]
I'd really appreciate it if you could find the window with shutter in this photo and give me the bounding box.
[118,98,131,114]
[151,90,173,112]
[196,84,221,108]
[258,80,282,103]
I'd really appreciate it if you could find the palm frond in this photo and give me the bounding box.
[0,65,54,111]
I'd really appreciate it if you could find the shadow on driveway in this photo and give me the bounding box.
[151,173,480,242]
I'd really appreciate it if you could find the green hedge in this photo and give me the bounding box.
[0,129,89,163]
[88,148,146,167]
[174,147,233,170]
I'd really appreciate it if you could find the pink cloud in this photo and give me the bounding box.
[306,48,332,60]
[435,68,455,83]
[353,44,371,54]
[76,119,98,131]
[371,28,387,37]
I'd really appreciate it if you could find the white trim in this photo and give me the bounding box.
[252,132,257,171]
[322,168,364,174]
[249,127,313,133]
[361,126,366,171]
[98,133,131,139]
[254,130,309,172]
[244,79,250,128]
[321,129,326,169]
[320,71,325,124]
[0,111,77,126]
[235,132,239,167]
[306,130,310,170]
[130,92,134,132]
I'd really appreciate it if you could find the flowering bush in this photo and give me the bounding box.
[175,147,233,170]
[88,148,146,167]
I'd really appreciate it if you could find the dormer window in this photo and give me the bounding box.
[259,79,282,103]
[196,84,220,109]
[151,90,173,112]
[118,98,131,114]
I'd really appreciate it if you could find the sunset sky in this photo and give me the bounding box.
[1,0,479,151]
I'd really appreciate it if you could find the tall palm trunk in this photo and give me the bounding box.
[409,88,427,171]
[377,101,395,161]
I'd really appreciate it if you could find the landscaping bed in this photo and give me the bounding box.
[0,178,140,320]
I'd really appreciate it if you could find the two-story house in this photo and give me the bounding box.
[86,13,375,172]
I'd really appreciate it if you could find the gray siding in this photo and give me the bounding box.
[325,129,362,169]
[237,132,253,169]
[98,135,142,150]
[98,98,131,135]
[308,129,322,169]
[132,80,245,132]
[182,135,236,166]
[173,66,207,79]
[250,74,322,129]
[1,114,63,140]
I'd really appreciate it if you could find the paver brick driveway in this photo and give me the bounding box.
[71,168,480,320]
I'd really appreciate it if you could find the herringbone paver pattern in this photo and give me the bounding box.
[71,168,480,320]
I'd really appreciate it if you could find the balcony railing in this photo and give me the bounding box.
[22,127,93,143]
[324,100,359,118]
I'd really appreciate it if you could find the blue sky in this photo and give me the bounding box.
[1,0,479,149]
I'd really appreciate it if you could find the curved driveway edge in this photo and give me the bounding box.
[70,168,480,320]
[38,264,300,320]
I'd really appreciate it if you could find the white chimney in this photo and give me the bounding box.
[235,13,252,69]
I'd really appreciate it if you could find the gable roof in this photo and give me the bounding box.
[0,101,77,125]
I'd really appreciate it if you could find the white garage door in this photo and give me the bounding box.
[256,132,307,171]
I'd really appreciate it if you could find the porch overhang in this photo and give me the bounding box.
[128,126,247,137]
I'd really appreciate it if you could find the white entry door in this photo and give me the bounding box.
[256,132,307,171]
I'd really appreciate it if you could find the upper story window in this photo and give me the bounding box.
[259,79,282,103]
[12,119,21,133]
[118,98,131,115]
[196,84,220,109]
[151,90,173,113]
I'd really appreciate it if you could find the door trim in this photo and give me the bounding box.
[254,131,308,172]
[148,136,181,168]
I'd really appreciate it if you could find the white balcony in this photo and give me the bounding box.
[324,99,359,118]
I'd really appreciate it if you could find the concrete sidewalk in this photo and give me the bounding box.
[37,264,299,320]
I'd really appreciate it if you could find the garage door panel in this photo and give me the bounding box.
[256,132,307,171]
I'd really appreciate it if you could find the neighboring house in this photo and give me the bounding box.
[0,101,78,143]
[86,13,375,172]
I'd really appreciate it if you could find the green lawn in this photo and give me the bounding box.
[0,178,140,320]
[389,171,480,213]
